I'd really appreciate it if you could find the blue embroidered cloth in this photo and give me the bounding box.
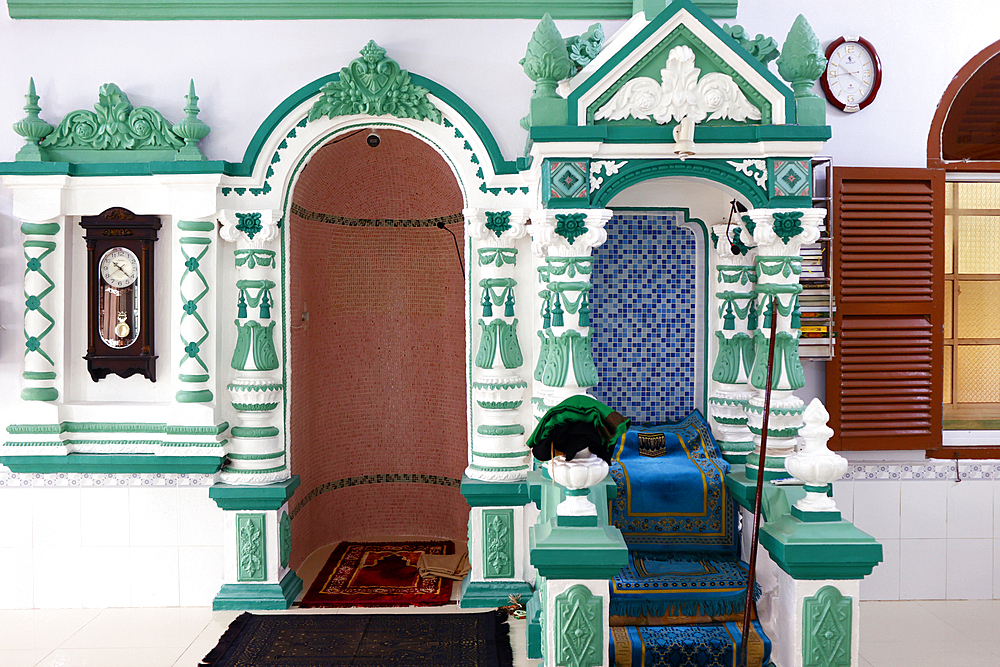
[610,620,772,667]
[608,410,737,555]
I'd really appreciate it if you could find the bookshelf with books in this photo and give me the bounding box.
[799,156,835,359]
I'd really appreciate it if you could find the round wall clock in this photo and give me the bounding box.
[81,208,161,382]
[821,36,882,112]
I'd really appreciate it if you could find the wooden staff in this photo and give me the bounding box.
[740,294,778,667]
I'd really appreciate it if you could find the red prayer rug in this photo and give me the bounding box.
[299,541,455,608]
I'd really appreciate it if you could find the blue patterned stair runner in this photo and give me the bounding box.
[610,620,772,667]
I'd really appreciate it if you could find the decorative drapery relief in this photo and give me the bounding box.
[595,45,761,125]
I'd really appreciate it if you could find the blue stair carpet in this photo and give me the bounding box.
[610,620,771,667]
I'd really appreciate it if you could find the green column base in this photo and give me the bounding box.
[176,389,214,403]
[213,570,303,610]
[526,589,542,659]
[459,577,534,609]
[21,387,58,401]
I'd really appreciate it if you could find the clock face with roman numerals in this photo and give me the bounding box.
[822,36,882,113]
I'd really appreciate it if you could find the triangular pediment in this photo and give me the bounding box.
[566,0,794,128]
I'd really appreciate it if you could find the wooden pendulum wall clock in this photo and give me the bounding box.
[81,207,161,382]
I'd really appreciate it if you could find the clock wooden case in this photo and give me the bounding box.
[81,207,161,382]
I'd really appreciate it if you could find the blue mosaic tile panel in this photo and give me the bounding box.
[588,212,698,423]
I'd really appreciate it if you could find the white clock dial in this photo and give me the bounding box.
[823,37,881,112]
[99,247,140,289]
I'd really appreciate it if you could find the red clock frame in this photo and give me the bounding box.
[821,36,883,113]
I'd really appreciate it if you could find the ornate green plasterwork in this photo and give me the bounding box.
[477,424,525,436]
[232,320,280,371]
[237,513,267,582]
[723,24,779,66]
[478,247,518,267]
[178,235,212,402]
[777,15,827,125]
[750,330,805,391]
[538,330,598,388]
[22,240,57,384]
[712,331,754,384]
[475,319,524,370]
[483,509,515,579]
[757,255,802,277]
[279,511,291,570]
[565,23,605,73]
[234,212,263,239]
[235,249,276,269]
[173,80,211,160]
[554,584,603,667]
[803,586,852,666]
[307,41,441,124]
[554,213,588,245]
[522,13,574,97]
[484,211,512,237]
[771,210,805,244]
[36,83,204,163]
[13,79,54,161]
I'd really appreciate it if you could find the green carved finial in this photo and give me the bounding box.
[13,78,54,161]
[520,14,573,130]
[777,15,827,125]
[308,40,441,124]
[564,23,604,73]
[173,79,210,161]
[723,24,779,66]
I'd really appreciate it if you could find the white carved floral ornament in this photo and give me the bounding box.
[595,45,761,125]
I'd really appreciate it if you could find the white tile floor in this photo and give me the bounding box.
[4,543,1000,667]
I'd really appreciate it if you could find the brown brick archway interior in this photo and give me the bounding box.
[287,128,469,568]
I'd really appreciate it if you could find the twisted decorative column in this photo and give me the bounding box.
[466,208,531,482]
[177,219,216,403]
[21,218,61,404]
[529,209,610,418]
[219,210,288,485]
[744,208,825,480]
[708,221,757,462]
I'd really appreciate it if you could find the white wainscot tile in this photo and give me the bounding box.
[947,538,993,599]
[993,482,1000,539]
[31,487,82,549]
[178,546,224,606]
[176,487,224,547]
[129,547,179,607]
[832,480,854,523]
[853,480,901,540]
[899,538,947,600]
[947,480,993,539]
[129,486,178,547]
[80,487,130,548]
[900,480,948,539]
[996,540,1000,599]
[0,548,34,609]
[861,538,899,601]
[0,488,33,548]
[32,547,84,608]
[79,546,131,608]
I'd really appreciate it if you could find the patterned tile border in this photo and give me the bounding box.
[290,473,462,519]
[842,462,1000,481]
[290,203,464,228]
[0,472,216,487]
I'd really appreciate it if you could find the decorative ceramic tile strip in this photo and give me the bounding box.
[841,462,1000,481]
[290,473,462,519]
[290,203,464,228]
[0,472,215,486]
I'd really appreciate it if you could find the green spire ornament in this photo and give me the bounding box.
[777,15,827,126]
[520,13,573,129]
[173,79,211,161]
[13,78,53,161]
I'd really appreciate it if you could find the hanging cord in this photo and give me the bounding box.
[437,221,465,275]
[725,199,749,255]
[740,294,778,667]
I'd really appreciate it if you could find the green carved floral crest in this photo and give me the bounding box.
[772,210,804,244]
[235,212,263,240]
[484,211,512,237]
[41,83,183,152]
[723,24,779,66]
[554,213,588,245]
[308,40,442,124]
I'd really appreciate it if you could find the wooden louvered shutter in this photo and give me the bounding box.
[827,167,944,450]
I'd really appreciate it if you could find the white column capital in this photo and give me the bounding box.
[529,208,612,258]
[748,207,825,257]
[219,209,282,247]
[464,207,530,246]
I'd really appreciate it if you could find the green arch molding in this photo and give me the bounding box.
[234,71,516,179]
[591,159,768,208]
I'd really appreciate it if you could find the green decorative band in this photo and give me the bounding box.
[22,371,56,380]
[232,402,280,412]
[228,451,285,461]
[20,222,59,235]
[290,473,461,520]
[178,220,216,232]
[213,572,303,612]
[709,397,749,407]
[468,464,530,472]
[477,424,525,436]
[208,476,300,512]
[745,453,788,469]
[564,488,590,496]
[160,440,226,447]
[6,421,229,435]
[179,374,211,383]
[748,425,800,438]
[472,450,530,458]
[223,464,288,474]
[713,416,748,426]
[176,389,214,403]
[179,236,212,245]
[228,383,284,392]
[232,426,281,438]
[291,203,463,228]
[166,422,230,435]
[21,387,58,401]
[0,454,223,474]
[477,401,523,410]
[754,283,804,296]
[743,404,804,416]
[803,484,829,493]
[7,438,226,448]
[472,380,528,391]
